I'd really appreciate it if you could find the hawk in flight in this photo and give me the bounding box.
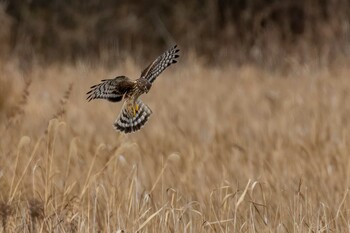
[87,45,180,133]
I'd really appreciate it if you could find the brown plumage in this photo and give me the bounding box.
[87,45,180,133]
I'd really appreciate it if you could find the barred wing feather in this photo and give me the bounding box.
[86,76,134,102]
[141,45,180,83]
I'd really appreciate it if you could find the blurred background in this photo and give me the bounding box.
[2,0,350,70]
[2,1,350,231]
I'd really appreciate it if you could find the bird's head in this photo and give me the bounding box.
[136,78,152,93]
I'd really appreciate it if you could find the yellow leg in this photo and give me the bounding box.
[133,104,139,117]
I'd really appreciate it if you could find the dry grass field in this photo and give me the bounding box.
[1,57,350,232]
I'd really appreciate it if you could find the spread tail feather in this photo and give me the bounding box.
[114,99,152,133]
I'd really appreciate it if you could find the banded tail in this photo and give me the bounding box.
[114,99,152,133]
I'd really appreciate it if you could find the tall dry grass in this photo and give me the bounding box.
[1,57,350,232]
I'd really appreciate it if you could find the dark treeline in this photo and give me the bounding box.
[3,0,350,68]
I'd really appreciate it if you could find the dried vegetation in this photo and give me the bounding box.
[1,58,350,232]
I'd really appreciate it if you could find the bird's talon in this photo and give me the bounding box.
[132,104,139,117]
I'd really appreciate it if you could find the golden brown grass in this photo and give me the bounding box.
[1,58,350,232]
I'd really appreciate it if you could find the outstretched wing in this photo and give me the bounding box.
[141,45,180,83]
[86,76,134,102]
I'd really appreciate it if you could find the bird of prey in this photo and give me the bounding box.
[87,45,180,133]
